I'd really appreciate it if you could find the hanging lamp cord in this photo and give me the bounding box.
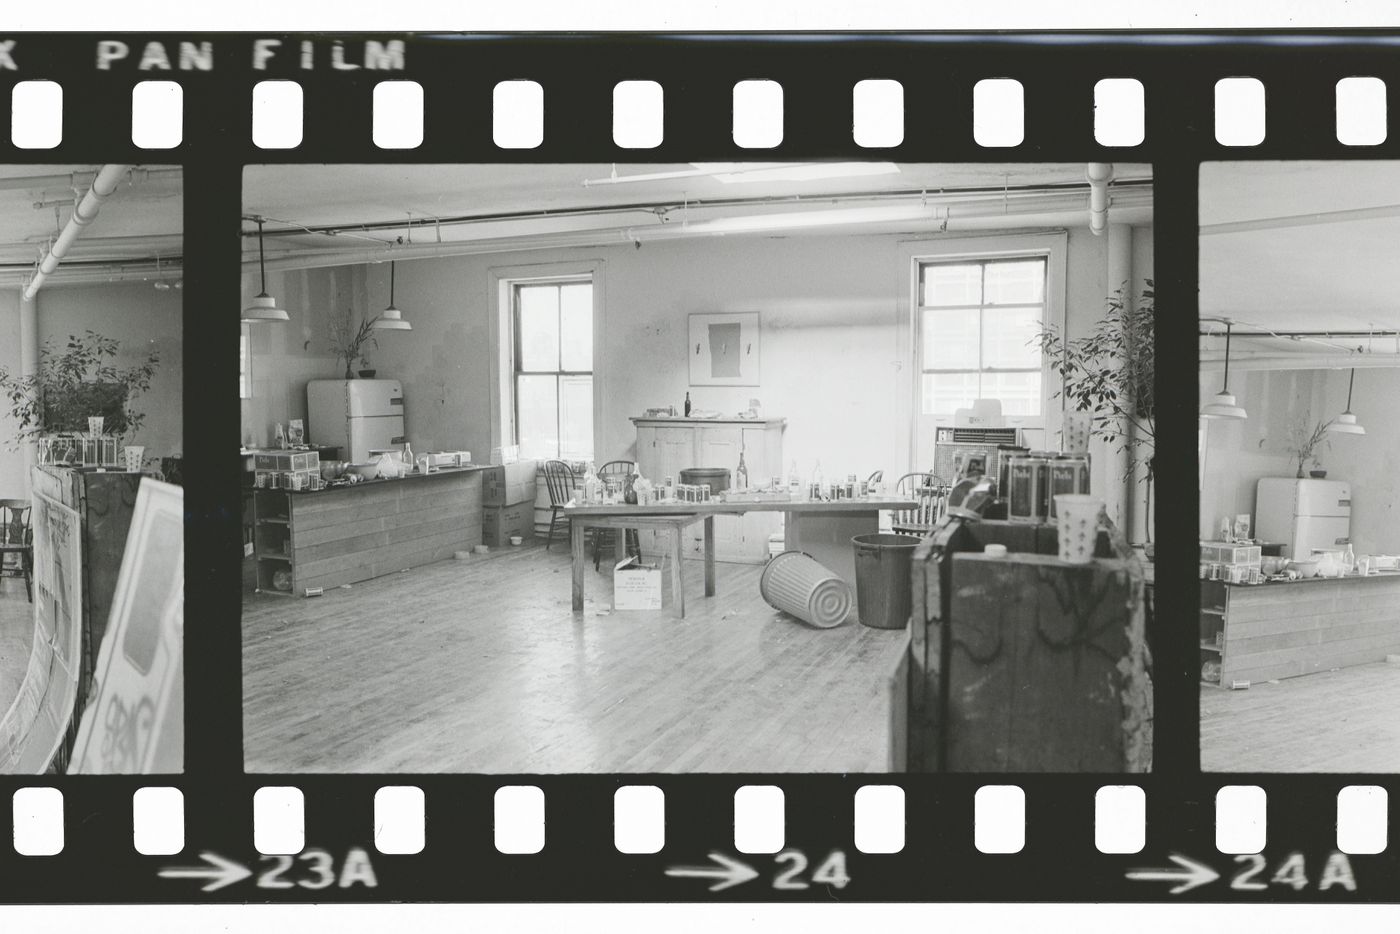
[1222,323,1232,391]
[1346,367,1356,411]
[257,218,268,293]
[390,260,396,305]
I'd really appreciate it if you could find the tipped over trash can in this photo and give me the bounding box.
[760,551,852,628]
[852,533,922,629]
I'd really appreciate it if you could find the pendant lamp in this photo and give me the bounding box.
[1201,322,1248,420]
[1328,368,1366,435]
[242,218,289,323]
[371,260,412,331]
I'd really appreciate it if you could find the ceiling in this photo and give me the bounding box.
[243,162,1153,269]
[1201,161,1400,367]
[0,164,183,289]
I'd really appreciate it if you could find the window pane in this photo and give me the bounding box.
[983,307,1043,369]
[922,372,980,416]
[516,374,558,460]
[517,285,560,371]
[924,308,980,369]
[559,375,594,461]
[981,371,1042,417]
[983,259,1045,305]
[559,283,592,371]
[921,263,981,307]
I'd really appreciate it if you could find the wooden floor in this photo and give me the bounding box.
[1201,662,1400,771]
[0,579,33,716]
[243,543,908,773]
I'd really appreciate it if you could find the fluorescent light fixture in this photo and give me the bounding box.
[690,162,901,183]
[680,202,937,235]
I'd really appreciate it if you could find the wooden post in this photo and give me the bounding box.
[703,516,716,597]
[571,519,586,613]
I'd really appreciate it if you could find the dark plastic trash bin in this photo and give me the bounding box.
[851,533,922,629]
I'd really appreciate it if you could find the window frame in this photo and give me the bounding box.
[487,260,604,465]
[239,322,252,400]
[510,276,595,461]
[917,255,1049,421]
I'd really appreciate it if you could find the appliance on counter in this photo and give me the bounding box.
[933,426,1022,485]
[307,379,406,464]
[1255,478,1352,560]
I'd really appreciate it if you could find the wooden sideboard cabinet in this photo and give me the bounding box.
[631,416,785,563]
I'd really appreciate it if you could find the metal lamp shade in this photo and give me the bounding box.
[241,292,289,323]
[372,305,412,330]
[1200,390,1247,420]
[1329,412,1365,435]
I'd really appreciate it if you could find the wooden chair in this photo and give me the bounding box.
[0,499,33,603]
[892,472,948,535]
[541,460,576,552]
[594,460,638,570]
[866,469,884,487]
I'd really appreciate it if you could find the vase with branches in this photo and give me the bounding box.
[1035,280,1155,539]
[326,306,379,379]
[0,330,160,450]
[1287,417,1332,478]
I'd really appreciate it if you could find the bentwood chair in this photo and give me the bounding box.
[541,460,577,552]
[865,469,885,487]
[891,472,948,535]
[594,460,638,570]
[0,499,33,603]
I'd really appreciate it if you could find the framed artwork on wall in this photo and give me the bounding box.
[687,312,760,387]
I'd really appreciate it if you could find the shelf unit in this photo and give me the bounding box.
[1199,580,1227,686]
[252,489,296,596]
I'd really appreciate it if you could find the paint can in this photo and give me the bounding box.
[1229,680,1250,690]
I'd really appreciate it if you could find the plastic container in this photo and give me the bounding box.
[1054,494,1105,564]
[759,551,852,628]
[851,533,922,630]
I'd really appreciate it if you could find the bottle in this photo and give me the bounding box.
[402,442,414,474]
[1344,541,1356,575]
[683,392,692,417]
[788,460,801,497]
[274,423,286,449]
[811,460,824,501]
[582,463,600,504]
[736,449,748,491]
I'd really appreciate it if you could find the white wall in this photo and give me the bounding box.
[0,281,182,499]
[1198,366,1399,553]
[243,224,1153,518]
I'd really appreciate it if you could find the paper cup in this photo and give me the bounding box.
[1063,411,1092,454]
[123,445,145,472]
[1054,494,1104,564]
[87,416,105,437]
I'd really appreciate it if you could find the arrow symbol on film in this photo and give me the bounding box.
[1125,853,1220,894]
[157,851,253,892]
[664,852,760,892]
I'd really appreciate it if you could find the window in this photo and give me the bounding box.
[239,323,252,399]
[918,256,1047,419]
[513,278,593,460]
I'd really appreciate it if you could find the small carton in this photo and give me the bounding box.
[613,554,663,611]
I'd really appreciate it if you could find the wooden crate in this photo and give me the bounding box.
[907,519,1149,772]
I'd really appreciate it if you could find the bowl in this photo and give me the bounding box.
[320,460,347,481]
[1260,556,1289,575]
[1290,560,1319,579]
[509,535,523,546]
[343,461,380,481]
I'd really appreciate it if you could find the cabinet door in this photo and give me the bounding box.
[634,425,660,477]
[656,427,696,484]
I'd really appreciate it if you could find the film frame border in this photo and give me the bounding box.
[0,29,1395,904]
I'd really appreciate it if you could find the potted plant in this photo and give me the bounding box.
[1288,417,1333,479]
[327,306,378,379]
[0,330,160,450]
[1035,280,1155,542]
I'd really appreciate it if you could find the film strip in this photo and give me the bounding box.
[0,30,1396,907]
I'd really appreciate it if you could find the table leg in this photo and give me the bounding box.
[571,519,586,613]
[670,526,686,619]
[703,516,716,597]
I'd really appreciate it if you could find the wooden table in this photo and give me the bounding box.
[564,496,917,618]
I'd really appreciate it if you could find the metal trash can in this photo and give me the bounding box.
[852,533,922,630]
[759,550,852,628]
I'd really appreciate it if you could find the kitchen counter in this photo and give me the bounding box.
[249,467,484,595]
[1202,574,1400,684]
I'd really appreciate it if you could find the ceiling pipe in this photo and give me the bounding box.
[0,166,180,194]
[1086,163,1113,236]
[23,164,132,301]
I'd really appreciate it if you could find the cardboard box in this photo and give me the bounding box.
[614,555,663,610]
[482,460,539,506]
[254,450,320,472]
[483,500,535,546]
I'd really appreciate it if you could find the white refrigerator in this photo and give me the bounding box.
[1255,478,1352,559]
[306,379,406,463]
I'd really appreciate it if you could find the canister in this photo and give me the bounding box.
[1047,453,1092,519]
[1006,453,1051,523]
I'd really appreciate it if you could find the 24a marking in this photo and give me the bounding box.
[1231,852,1356,893]
[665,849,850,893]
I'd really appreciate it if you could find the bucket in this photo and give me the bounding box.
[679,467,731,495]
[851,533,922,630]
[759,551,852,628]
